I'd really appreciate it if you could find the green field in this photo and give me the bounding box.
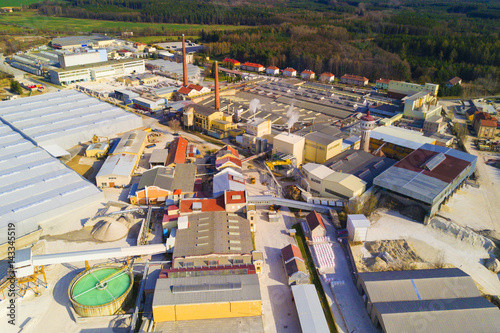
[0,11,246,34]
[131,35,198,44]
[1,0,53,6]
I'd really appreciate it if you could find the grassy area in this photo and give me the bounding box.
[1,0,52,5]
[132,35,198,44]
[293,223,338,333]
[0,11,247,34]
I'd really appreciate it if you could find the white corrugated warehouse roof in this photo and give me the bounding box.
[96,153,138,178]
[371,126,435,150]
[291,284,330,333]
[146,59,200,77]
[0,90,143,150]
[0,123,103,244]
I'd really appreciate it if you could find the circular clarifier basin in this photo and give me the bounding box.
[68,266,133,317]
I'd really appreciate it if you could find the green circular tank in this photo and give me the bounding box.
[68,265,133,317]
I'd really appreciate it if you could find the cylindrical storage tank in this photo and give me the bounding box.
[68,265,134,317]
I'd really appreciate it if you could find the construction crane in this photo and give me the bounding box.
[92,135,109,144]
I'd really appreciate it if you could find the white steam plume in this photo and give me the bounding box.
[286,104,300,131]
[249,99,261,119]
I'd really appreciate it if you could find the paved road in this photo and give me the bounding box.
[254,207,301,333]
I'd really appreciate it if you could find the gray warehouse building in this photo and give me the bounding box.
[356,268,500,333]
[373,144,477,220]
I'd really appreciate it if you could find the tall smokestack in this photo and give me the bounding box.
[182,34,188,87]
[215,61,220,111]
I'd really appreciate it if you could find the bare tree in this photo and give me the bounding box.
[168,119,181,134]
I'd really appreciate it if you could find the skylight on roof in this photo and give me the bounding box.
[421,152,446,171]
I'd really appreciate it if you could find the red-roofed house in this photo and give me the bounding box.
[376,78,391,90]
[179,197,226,214]
[473,111,499,139]
[240,62,264,72]
[166,137,188,166]
[319,72,335,83]
[266,66,280,75]
[222,58,241,67]
[281,244,309,285]
[217,145,239,159]
[301,70,315,80]
[224,190,247,213]
[215,156,242,171]
[305,211,326,238]
[177,84,210,97]
[341,74,369,86]
[283,68,297,77]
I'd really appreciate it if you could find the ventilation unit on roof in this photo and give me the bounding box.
[345,152,358,161]
[373,160,385,169]
[421,152,446,171]
[331,161,343,169]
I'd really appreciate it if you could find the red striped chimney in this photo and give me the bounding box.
[182,34,188,87]
[215,61,220,111]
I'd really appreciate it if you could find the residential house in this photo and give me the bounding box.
[319,72,335,83]
[473,111,499,139]
[375,79,391,90]
[305,211,326,239]
[282,68,297,77]
[281,244,309,285]
[446,77,462,88]
[222,58,241,67]
[301,70,315,80]
[266,66,280,75]
[240,62,264,72]
[341,74,369,86]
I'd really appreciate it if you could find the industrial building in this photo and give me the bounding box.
[291,284,330,333]
[402,91,442,120]
[370,126,436,159]
[302,163,367,199]
[304,211,327,239]
[0,90,143,153]
[172,211,253,269]
[387,81,439,99]
[149,149,169,168]
[326,149,396,188]
[273,133,305,166]
[49,58,145,85]
[146,59,201,82]
[51,35,116,50]
[246,117,271,137]
[130,164,198,205]
[472,111,499,139]
[340,74,369,86]
[373,144,477,219]
[0,122,103,246]
[58,49,107,68]
[213,168,246,198]
[95,153,138,188]
[152,274,262,322]
[356,268,500,333]
[166,137,188,166]
[303,131,343,164]
[111,130,148,156]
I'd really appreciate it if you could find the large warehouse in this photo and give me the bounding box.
[373,144,476,220]
[356,268,500,333]
[0,90,143,153]
[0,122,103,247]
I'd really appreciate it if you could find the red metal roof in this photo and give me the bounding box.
[241,62,264,68]
[394,148,471,183]
[166,137,188,165]
[180,197,225,213]
[187,84,204,91]
[474,111,498,128]
[267,66,279,70]
[219,145,239,158]
[162,213,179,223]
[376,78,390,84]
[321,72,334,77]
[306,211,325,231]
[225,190,246,204]
[178,86,192,95]
[283,68,296,72]
[281,244,303,262]
[362,111,375,122]
[301,70,315,74]
[223,58,241,65]
[216,156,242,169]
[342,74,369,81]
